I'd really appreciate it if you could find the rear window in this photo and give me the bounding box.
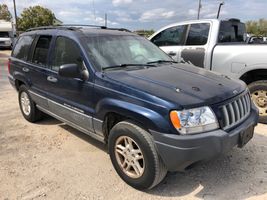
[32,35,52,67]
[12,35,34,61]
[186,23,210,46]
[0,32,9,38]
[218,21,246,43]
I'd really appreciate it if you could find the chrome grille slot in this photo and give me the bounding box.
[221,92,251,130]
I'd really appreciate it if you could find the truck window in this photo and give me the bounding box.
[0,32,9,38]
[51,36,83,72]
[12,35,34,61]
[151,25,186,46]
[218,21,245,43]
[32,35,52,67]
[186,23,210,46]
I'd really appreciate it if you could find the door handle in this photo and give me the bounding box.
[168,52,177,56]
[47,76,58,83]
[22,67,29,72]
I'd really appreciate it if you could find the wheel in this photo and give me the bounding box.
[248,80,267,124]
[108,121,167,190]
[18,85,43,122]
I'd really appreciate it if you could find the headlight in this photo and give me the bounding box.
[170,106,219,135]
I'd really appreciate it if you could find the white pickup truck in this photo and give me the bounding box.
[0,20,14,49]
[149,18,267,123]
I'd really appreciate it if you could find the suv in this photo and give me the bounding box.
[8,26,258,190]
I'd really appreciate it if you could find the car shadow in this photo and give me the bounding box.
[36,116,107,152]
[36,116,266,199]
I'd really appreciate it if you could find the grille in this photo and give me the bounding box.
[220,92,251,130]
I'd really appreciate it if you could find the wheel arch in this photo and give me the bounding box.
[239,68,267,85]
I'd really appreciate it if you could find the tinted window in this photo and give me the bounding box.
[51,37,83,72]
[32,36,52,67]
[218,21,246,43]
[12,35,34,61]
[186,23,210,45]
[0,32,9,38]
[151,25,186,46]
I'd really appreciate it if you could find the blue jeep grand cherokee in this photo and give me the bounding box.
[8,26,258,190]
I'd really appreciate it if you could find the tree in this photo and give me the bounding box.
[17,6,55,31]
[246,19,267,36]
[0,4,12,22]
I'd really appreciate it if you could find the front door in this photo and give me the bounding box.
[45,36,95,133]
[180,23,210,68]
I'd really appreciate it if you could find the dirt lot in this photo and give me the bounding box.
[0,50,267,200]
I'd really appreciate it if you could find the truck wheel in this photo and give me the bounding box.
[108,121,167,190]
[18,85,43,122]
[248,80,267,124]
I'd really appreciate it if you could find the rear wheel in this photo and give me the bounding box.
[108,121,167,190]
[248,80,267,124]
[18,85,43,122]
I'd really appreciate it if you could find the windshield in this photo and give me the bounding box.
[0,32,10,38]
[83,35,172,70]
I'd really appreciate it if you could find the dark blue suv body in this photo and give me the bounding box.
[8,26,259,190]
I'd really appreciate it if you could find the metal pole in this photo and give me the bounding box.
[12,0,18,30]
[217,2,224,19]
[197,0,201,19]
[105,13,107,27]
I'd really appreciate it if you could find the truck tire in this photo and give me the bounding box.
[108,121,167,190]
[248,80,267,124]
[18,85,43,122]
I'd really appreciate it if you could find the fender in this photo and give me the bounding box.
[95,98,174,134]
[237,64,267,79]
[13,71,32,89]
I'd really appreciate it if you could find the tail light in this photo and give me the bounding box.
[7,59,11,74]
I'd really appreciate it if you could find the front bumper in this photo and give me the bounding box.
[151,105,259,171]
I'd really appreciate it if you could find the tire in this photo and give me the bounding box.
[18,85,43,123]
[108,121,167,190]
[248,80,267,124]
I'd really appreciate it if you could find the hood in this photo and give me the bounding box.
[105,64,246,108]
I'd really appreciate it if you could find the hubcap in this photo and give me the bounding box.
[20,92,31,116]
[251,90,267,116]
[114,136,145,179]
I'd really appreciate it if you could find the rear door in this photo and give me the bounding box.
[27,35,53,109]
[150,25,187,61]
[180,23,211,68]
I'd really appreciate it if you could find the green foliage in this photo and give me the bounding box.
[246,19,267,36]
[134,29,155,38]
[0,4,12,22]
[17,6,55,31]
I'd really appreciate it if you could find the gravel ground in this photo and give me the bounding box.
[0,50,267,200]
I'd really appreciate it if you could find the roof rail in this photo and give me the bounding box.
[26,24,131,32]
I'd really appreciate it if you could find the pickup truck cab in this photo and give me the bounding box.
[8,26,258,190]
[150,19,267,123]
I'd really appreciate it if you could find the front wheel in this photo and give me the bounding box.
[248,80,267,124]
[108,121,167,190]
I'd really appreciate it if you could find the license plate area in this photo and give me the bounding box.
[238,125,254,148]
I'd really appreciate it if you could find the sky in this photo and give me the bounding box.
[2,0,267,30]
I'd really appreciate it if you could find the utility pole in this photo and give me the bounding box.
[12,0,18,31]
[217,2,224,19]
[105,13,107,27]
[197,0,202,19]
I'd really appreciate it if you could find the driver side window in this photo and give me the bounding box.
[51,37,84,72]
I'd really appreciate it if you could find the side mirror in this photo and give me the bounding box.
[58,64,89,81]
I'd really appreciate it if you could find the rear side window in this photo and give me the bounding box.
[51,37,83,72]
[218,21,246,43]
[151,25,186,46]
[12,35,34,61]
[186,23,210,46]
[32,35,52,67]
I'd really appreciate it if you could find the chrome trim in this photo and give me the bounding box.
[37,105,105,143]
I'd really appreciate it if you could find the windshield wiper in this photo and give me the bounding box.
[102,63,156,71]
[147,60,178,64]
